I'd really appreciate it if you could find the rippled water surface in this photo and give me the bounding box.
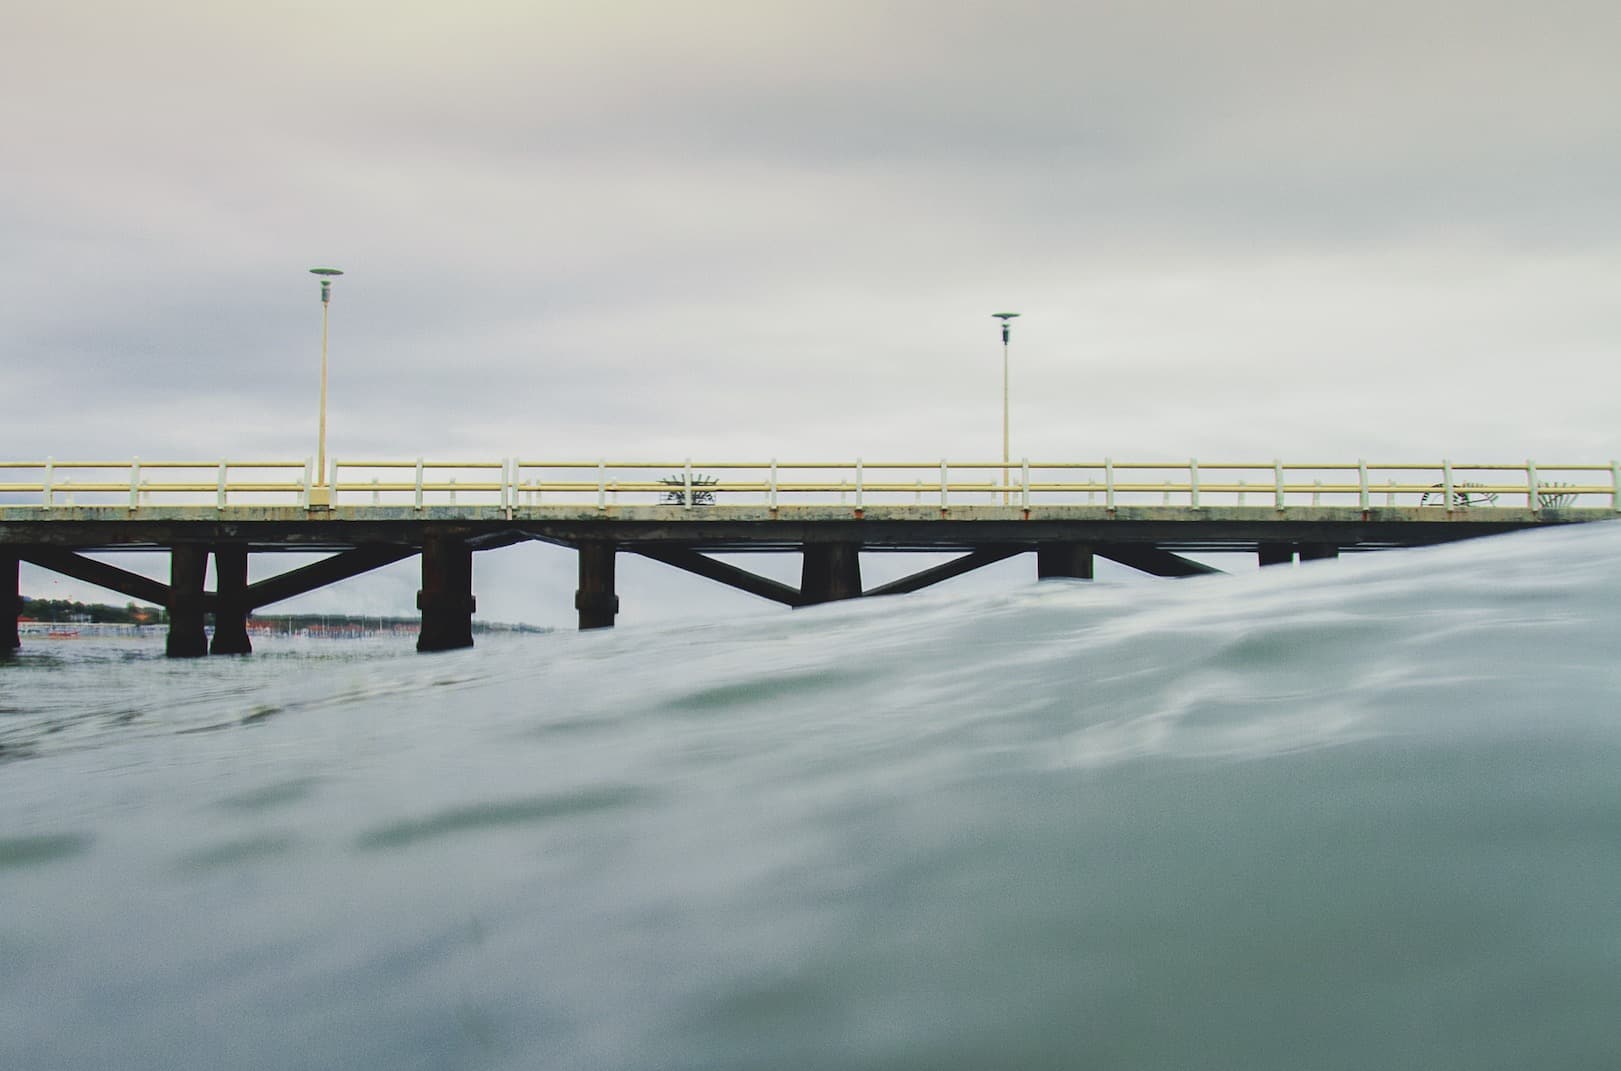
[4,524,1621,1069]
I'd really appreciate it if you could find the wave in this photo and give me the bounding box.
[3,521,1620,1069]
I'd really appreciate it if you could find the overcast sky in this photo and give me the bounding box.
[6,1,1619,625]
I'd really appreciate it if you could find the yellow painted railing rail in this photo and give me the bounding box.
[2,458,1620,514]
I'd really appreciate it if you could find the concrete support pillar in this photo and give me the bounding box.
[210,546,252,655]
[800,543,862,604]
[166,545,209,658]
[1257,543,1295,567]
[3,552,19,651]
[575,542,619,630]
[1299,544,1340,562]
[1037,542,1095,580]
[417,533,475,651]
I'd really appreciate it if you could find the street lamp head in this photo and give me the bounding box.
[993,311,1019,343]
[310,267,343,304]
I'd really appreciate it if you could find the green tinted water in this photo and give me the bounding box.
[4,524,1620,1069]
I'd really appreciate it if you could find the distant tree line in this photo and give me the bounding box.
[17,597,547,634]
[18,598,166,624]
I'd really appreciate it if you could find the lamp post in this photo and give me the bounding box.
[993,312,1020,503]
[309,267,343,504]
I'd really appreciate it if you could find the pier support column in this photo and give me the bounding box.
[1037,542,1095,580]
[1299,544,1340,562]
[1257,543,1295,567]
[801,543,862,604]
[3,552,19,651]
[209,546,252,655]
[417,534,475,652]
[575,542,619,630]
[166,545,209,658]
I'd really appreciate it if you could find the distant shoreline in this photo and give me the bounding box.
[16,622,550,639]
[16,596,548,636]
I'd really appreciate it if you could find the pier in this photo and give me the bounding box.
[4,457,1618,655]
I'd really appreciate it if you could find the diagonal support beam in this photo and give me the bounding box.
[864,545,1026,598]
[1096,545,1223,577]
[632,546,806,607]
[19,547,179,608]
[245,544,418,610]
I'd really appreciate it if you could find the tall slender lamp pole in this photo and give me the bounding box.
[310,268,343,502]
[993,312,1020,504]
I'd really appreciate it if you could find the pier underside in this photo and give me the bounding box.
[3,506,1607,655]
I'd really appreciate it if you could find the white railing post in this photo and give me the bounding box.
[500,458,511,515]
[43,456,54,509]
[1273,460,1284,510]
[1189,458,1200,509]
[1237,479,1247,506]
[1020,458,1030,510]
[328,458,339,507]
[1387,478,1397,507]
[769,459,778,510]
[1442,460,1454,511]
[1104,458,1115,512]
[217,461,228,509]
[1313,479,1322,506]
[129,457,141,511]
[597,460,607,512]
[414,457,425,511]
[302,458,313,508]
[683,458,693,510]
[371,477,380,505]
[855,458,864,510]
[940,460,949,510]
[1358,460,1369,511]
[1526,459,1539,511]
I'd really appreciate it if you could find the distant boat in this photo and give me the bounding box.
[46,628,80,639]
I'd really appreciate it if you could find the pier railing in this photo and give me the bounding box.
[4,458,1620,514]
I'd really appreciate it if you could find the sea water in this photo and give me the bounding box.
[3,522,1620,1070]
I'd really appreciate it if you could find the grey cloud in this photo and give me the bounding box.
[6,0,1620,472]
